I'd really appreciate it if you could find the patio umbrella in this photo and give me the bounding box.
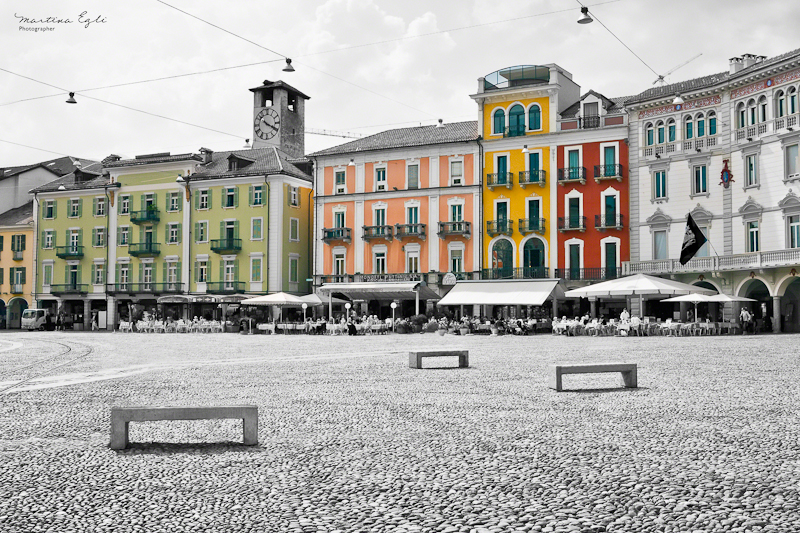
[241,293,306,322]
[661,293,715,322]
[706,294,756,303]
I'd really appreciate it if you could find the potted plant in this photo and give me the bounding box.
[411,314,428,334]
[437,317,448,336]
[459,317,470,336]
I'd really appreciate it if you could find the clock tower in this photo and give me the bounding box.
[249,80,310,158]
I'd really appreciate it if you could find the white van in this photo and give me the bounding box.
[21,309,48,331]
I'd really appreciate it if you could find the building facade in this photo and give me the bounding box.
[0,203,34,328]
[626,50,800,331]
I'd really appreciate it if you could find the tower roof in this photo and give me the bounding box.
[249,80,310,100]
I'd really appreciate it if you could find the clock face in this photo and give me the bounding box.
[254,107,280,140]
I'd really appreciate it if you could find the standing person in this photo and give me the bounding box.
[620,308,630,322]
[56,313,62,332]
[91,311,99,331]
[739,307,750,334]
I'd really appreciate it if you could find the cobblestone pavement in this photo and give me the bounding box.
[0,331,798,532]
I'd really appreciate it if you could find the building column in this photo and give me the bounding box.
[589,297,597,319]
[83,299,92,331]
[679,302,688,322]
[552,298,558,318]
[107,296,117,331]
[773,296,782,333]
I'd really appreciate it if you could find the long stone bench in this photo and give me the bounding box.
[549,363,637,392]
[110,405,258,450]
[409,349,469,369]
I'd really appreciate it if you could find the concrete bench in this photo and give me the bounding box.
[110,405,258,450]
[409,349,469,369]
[550,363,637,392]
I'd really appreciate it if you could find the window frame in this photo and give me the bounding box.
[251,217,263,241]
[746,220,760,253]
[653,229,668,260]
[198,189,209,210]
[289,217,300,242]
[374,166,387,191]
[335,170,347,194]
[196,221,209,244]
[449,158,464,186]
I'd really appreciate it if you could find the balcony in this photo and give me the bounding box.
[50,284,88,295]
[555,268,620,281]
[624,248,800,276]
[486,172,513,190]
[518,218,546,235]
[109,283,184,294]
[130,208,160,225]
[129,242,161,257]
[206,281,246,294]
[503,125,527,138]
[438,221,471,239]
[642,137,719,159]
[315,274,355,284]
[595,214,624,231]
[395,223,426,240]
[594,164,624,182]
[518,170,546,188]
[580,115,601,129]
[481,267,549,280]
[362,225,393,242]
[13,250,24,261]
[210,238,243,254]
[11,284,24,294]
[55,245,84,259]
[557,167,586,185]
[322,227,352,244]
[486,219,513,237]
[558,216,586,232]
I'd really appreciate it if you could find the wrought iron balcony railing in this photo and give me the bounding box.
[555,267,619,281]
[518,218,546,235]
[481,267,549,280]
[315,274,355,284]
[49,284,88,295]
[130,209,160,224]
[129,242,161,257]
[595,214,625,230]
[206,281,245,294]
[594,164,624,182]
[557,167,586,185]
[12,250,24,261]
[486,173,513,190]
[322,227,352,244]
[518,170,546,188]
[11,284,24,294]
[362,225,393,241]
[580,115,601,129]
[395,223,426,240]
[210,238,243,254]
[55,245,84,259]
[486,219,513,236]
[558,216,586,232]
[109,282,184,294]
[437,221,471,238]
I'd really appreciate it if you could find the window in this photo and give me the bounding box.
[789,215,800,248]
[223,260,237,289]
[709,112,717,136]
[11,234,26,252]
[288,186,299,206]
[668,120,676,142]
[196,261,208,283]
[657,121,665,144]
[759,97,768,123]
[406,250,420,273]
[198,190,209,210]
[43,264,52,287]
[168,223,180,244]
[251,218,263,240]
[251,257,262,282]
[786,144,799,179]
[289,256,299,283]
[528,105,541,130]
[93,264,104,285]
[777,91,786,118]
[738,103,747,128]
[142,264,153,286]
[492,109,505,135]
[745,154,758,187]
[196,221,208,243]
[335,171,346,194]
[44,200,55,219]
[374,208,386,229]
[509,104,525,136]
[407,164,419,189]
[748,99,757,125]
[166,263,179,289]
[119,226,129,246]
[450,203,462,222]
[695,226,709,257]
[450,160,463,186]
[693,165,708,195]
[93,228,105,247]
[69,199,81,218]
[685,116,693,139]
[118,265,129,287]
[374,251,386,274]
[790,87,798,115]
[92,197,105,217]
[120,195,130,215]
[169,192,181,212]
[646,123,654,146]
[224,187,238,208]
[43,230,54,249]
[334,211,345,228]
[251,185,264,206]
[696,114,705,137]
[407,205,419,225]
[289,218,299,241]
[646,170,665,203]
[450,248,463,273]
[653,230,668,260]
[333,253,345,276]
[747,221,760,252]
[375,168,387,191]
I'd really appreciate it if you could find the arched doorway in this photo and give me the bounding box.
[0,300,6,329]
[508,104,525,136]
[741,279,771,333]
[522,238,545,278]
[7,297,29,329]
[780,277,800,333]
[491,239,513,279]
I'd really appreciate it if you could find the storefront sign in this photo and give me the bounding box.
[358,274,423,282]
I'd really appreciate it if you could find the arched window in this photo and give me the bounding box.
[789,87,798,115]
[758,95,768,122]
[508,104,525,136]
[776,91,786,118]
[656,121,665,144]
[645,123,654,146]
[522,239,546,278]
[747,98,757,125]
[492,109,505,135]
[528,104,541,130]
[708,111,717,136]
[684,115,693,140]
[491,239,513,278]
[696,113,705,137]
[667,119,676,142]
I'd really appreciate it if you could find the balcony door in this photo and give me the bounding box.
[604,146,616,176]
[225,221,236,241]
[527,199,540,232]
[568,198,580,229]
[569,243,581,280]
[69,265,79,288]
[568,150,580,178]
[497,201,508,233]
[491,239,512,279]
[523,239,545,278]
[144,228,153,245]
[224,261,236,290]
[375,208,386,234]
[509,104,524,136]
[605,242,617,279]
[605,195,617,227]
[142,265,153,291]
[70,231,80,252]
[496,155,508,184]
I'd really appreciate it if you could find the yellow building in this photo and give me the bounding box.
[471,65,579,280]
[0,202,34,328]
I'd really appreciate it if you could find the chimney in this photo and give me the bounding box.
[199,147,214,164]
[729,56,744,75]
[101,154,121,165]
[741,53,758,69]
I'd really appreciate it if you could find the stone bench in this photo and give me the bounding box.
[549,363,637,392]
[409,349,469,369]
[110,405,258,450]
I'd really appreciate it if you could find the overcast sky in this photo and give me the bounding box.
[2,0,799,167]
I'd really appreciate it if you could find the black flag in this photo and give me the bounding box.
[680,213,708,265]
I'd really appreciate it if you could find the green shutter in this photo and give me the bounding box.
[65,264,69,284]
[53,231,57,247]
[164,224,169,244]
[207,261,211,281]
[118,196,123,214]
[234,260,239,282]
[219,261,224,283]
[92,228,98,246]
[139,226,144,243]
[41,231,46,246]
[76,264,82,284]
[287,184,291,206]
[177,192,182,212]
[176,223,182,243]
[93,198,98,216]
[20,268,26,285]
[233,186,239,208]
[220,221,225,240]
[53,201,57,219]
[77,198,83,217]
[77,228,83,246]
[116,264,121,284]
[194,223,200,243]
[117,226,122,244]
[297,188,301,208]
[176,262,182,282]
[249,186,254,206]
[194,190,200,210]
[21,234,25,251]
[207,189,212,209]
[0,235,3,251]
[194,261,198,282]
[162,262,167,283]
[138,263,143,283]
[140,194,146,211]
[234,220,240,239]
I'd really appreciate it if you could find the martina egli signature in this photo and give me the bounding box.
[15,11,107,29]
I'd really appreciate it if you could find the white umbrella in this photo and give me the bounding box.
[661,293,716,322]
[241,292,306,323]
[564,273,716,298]
[706,294,756,303]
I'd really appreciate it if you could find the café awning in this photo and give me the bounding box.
[437,279,562,307]
[318,281,440,301]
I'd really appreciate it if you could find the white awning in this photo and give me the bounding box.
[318,281,440,301]
[437,279,562,306]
